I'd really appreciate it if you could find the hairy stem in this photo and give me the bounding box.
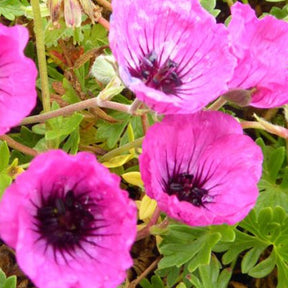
[128,257,162,288]
[207,96,227,111]
[0,135,38,157]
[136,206,161,241]
[99,137,144,162]
[96,0,113,11]
[21,98,132,125]
[31,0,50,113]
[98,16,110,30]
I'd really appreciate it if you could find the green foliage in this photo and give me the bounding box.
[46,112,83,141]
[82,24,109,49]
[0,0,25,20]
[256,138,288,213]
[158,224,235,272]
[140,275,165,288]
[0,141,12,197]
[214,207,288,287]
[0,269,16,288]
[45,20,78,48]
[187,255,232,288]
[96,110,131,149]
[269,4,288,20]
[200,0,220,17]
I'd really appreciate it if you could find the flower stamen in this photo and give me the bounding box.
[130,50,183,95]
[166,172,210,207]
[34,189,103,257]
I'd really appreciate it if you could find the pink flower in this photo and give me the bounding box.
[139,111,263,226]
[0,24,37,135]
[227,2,288,108]
[0,150,136,288]
[109,0,235,114]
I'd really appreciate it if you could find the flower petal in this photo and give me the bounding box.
[228,2,288,108]
[0,150,136,288]
[110,0,236,114]
[139,111,263,226]
[0,24,37,135]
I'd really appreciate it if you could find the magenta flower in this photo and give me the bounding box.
[139,111,263,226]
[227,2,288,108]
[109,0,236,114]
[0,150,136,288]
[0,24,37,135]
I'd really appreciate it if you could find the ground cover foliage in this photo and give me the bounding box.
[1,0,288,287]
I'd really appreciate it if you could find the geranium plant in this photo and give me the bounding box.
[0,0,288,287]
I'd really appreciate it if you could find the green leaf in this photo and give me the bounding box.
[62,78,81,104]
[3,276,17,288]
[139,275,164,288]
[276,257,288,288]
[166,266,181,288]
[62,128,80,154]
[12,126,42,149]
[0,141,10,172]
[186,255,232,288]
[267,147,285,183]
[255,138,288,212]
[210,225,235,242]
[0,0,25,20]
[0,269,6,287]
[221,229,266,265]
[266,0,285,2]
[175,283,186,288]
[0,174,12,198]
[158,225,221,272]
[46,113,83,140]
[0,269,16,288]
[248,251,276,278]
[96,111,131,149]
[82,24,108,50]
[45,20,75,48]
[269,5,288,19]
[200,0,220,17]
[217,268,232,288]
[187,233,221,272]
[241,247,266,274]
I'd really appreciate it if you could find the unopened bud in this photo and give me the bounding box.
[222,88,254,107]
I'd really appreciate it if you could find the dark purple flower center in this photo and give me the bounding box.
[33,189,105,261]
[165,173,210,207]
[129,51,183,94]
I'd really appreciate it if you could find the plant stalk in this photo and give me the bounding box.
[31,0,50,113]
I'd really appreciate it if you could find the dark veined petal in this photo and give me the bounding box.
[109,0,236,114]
[139,111,263,226]
[0,150,137,288]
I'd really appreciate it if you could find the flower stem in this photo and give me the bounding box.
[128,257,162,288]
[226,0,234,8]
[240,121,263,130]
[0,135,38,157]
[136,206,161,241]
[98,16,110,30]
[207,96,227,111]
[96,0,113,11]
[241,120,288,139]
[20,98,131,125]
[141,112,149,135]
[31,0,50,113]
[129,98,143,114]
[99,137,144,162]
